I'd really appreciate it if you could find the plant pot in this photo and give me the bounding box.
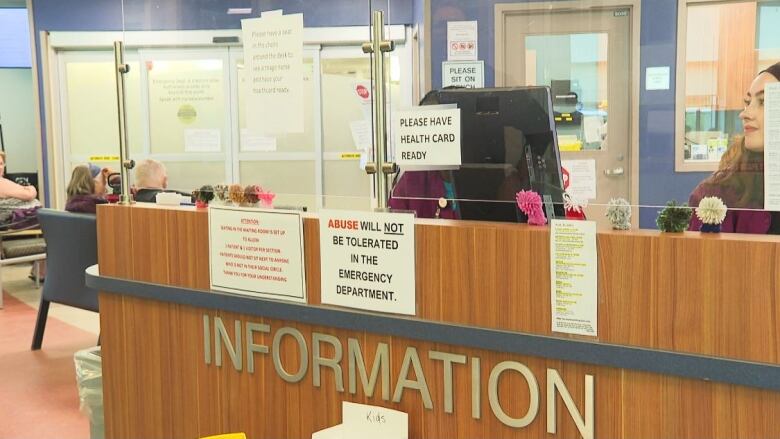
[700,223,721,233]
[195,200,209,209]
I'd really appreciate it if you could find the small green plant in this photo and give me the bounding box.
[656,200,693,233]
[193,185,215,204]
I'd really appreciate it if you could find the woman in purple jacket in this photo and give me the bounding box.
[65,165,108,214]
[688,62,780,233]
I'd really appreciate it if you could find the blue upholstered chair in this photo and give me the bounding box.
[31,209,99,350]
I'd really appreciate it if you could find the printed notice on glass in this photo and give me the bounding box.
[184,129,221,153]
[447,21,478,61]
[241,12,303,135]
[764,83,780,210]
[550,219,598,336]
[209,206,306,302]
[393,108,461,169]
[320,210,415,315]
[561,159,597,201]
[442,60,484,88]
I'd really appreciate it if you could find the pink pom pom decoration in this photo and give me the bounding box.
[515,190,547,226]
[257,188,276,207]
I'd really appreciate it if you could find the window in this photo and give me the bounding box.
[676,0,780,171]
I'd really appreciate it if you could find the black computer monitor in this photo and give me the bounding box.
[436,86,566,222]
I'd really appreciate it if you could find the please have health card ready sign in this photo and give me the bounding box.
[319,210,416,315]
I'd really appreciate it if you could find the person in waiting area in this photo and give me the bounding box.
[0,151,37,202]
[65,165,108,214]
[0,151,39,223]
[688,62,780,233]
[132,159,193,203]
[133,159,170,203]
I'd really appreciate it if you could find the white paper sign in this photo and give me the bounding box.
[312,402,408,439]
[342,402,408,439]
[242,12,304,134]
[583,116,602,144]
[209,206,306,302]
[447,21,478,61]
[550,220,598,336]
[184,128,221,152]
[393,108,461,168]
[350,120,372,150]
[240,128,277,152]
[645,66,670,91]
[561,159,597,201]
[764,82,780,210]
[319,210,416,315]
[442,60,484,88]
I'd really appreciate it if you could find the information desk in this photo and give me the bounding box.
[90,204,780,439]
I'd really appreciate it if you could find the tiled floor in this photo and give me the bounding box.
[0,264,100,439]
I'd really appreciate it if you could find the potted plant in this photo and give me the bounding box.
[192,185,215,209]
[656,200,692,233]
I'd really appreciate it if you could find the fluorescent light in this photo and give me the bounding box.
[227,8,252,15]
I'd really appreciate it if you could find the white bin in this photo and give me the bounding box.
[74,346,103,439]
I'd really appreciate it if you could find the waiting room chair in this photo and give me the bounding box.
[0,218,46,309]
[31,209,99,350]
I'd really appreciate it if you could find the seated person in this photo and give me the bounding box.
[132,159,190,203]
[688,62,780,233]
[0,151,37,202]
[0,151,39,223]
[389,170,459,219]
[65,165,108,214]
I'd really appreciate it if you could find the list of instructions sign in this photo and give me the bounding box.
[550,220,598,336]
[209,206,306,302]
[320,210,416,315]
[393,108,461,168]
[764,83,780,210]
[241,12,303,135]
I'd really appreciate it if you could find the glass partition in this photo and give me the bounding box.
[45,0,780,230]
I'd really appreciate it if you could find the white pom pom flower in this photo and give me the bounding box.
[695,196,727,225]
[605,197,631,230]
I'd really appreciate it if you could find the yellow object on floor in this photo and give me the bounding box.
[200,433,247,439]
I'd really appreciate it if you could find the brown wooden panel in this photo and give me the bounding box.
[96,206,780,438]
[96,205,134,278]
[96,205,780,364]
[100,298,780,439]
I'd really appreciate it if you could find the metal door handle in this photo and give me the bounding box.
[604,167,624,177]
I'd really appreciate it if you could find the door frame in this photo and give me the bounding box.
[494,0,641,214]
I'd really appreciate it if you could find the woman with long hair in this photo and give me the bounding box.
[65,165,107,214]
[688,62,780,233]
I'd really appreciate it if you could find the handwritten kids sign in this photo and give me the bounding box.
[319,210,416,315]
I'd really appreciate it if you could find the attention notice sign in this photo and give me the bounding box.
[319,210,416,315]
[209,206,306,302]
[392,108,461,168]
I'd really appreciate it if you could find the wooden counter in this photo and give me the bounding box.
[94,204,780,439]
